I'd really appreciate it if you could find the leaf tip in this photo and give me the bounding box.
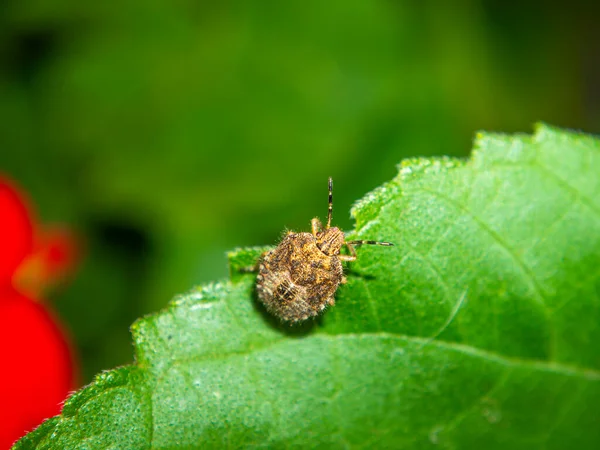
[533,121,600,150]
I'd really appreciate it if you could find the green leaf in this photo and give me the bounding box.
[15,124,600,449]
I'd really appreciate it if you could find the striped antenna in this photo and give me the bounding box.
[326,177,333,228]
[346,240,394,247]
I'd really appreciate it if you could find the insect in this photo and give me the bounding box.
[255,177,393,322]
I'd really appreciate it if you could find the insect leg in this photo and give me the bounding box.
[339,242,357,262]
[311,218,324,236]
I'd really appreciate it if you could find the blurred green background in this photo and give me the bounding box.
[1,1,598,383]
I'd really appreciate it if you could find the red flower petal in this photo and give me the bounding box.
[0,178,34,283]
[0,289,75,448]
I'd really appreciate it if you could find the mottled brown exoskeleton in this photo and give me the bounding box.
[256,178,393,322]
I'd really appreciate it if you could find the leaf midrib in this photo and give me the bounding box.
[150,330,600,382]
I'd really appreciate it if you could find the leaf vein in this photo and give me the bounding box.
[360,278,382,331]
[533,160,600,217]
[440,367,513,438]
[413,186,551,312]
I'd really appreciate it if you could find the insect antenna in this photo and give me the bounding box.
[326,177,333,229]
[346,240,394,247]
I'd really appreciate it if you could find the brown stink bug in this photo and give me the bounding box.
[255,177,393,322]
